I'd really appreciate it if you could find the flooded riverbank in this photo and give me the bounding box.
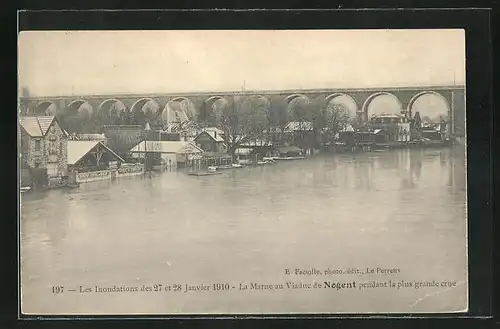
[20,147,467,315]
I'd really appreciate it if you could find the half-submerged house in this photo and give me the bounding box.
[170,121,203,142]
[193,128,233,166]
[67,140,125,172]
[193,128,226,153]
[67,140,130,183]
[283,121,315,146]
[130,140,204,170]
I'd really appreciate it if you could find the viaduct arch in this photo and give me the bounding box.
[34,101,58,116]
[324,93,359,118]
[285,94,311,121]
[162,96,197,125]
[67,99,94,118]
[361,92,403,120]
[406,91,450,119]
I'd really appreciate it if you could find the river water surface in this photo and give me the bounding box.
[20,147,467,315]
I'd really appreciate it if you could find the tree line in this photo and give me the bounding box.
[55,96,355,154]
[199,95,355,157]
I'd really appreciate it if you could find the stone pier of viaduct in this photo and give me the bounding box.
[19,85,466,137]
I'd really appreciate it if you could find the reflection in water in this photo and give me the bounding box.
[448,147,466,191]
[354,157,373,190]
[410,149,423,182]
[20,148,467,314]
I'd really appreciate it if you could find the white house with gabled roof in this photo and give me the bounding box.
[130,140,204,169]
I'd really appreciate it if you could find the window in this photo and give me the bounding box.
[34,139,41,151]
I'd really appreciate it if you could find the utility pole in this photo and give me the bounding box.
[452,71,456,138]
[143,121,151,175]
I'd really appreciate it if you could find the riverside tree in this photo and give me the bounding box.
[308,97,328,148]
[266,98,289,144]
[322,103,351,143]
[214,95,269,161]
[287,96,312,146]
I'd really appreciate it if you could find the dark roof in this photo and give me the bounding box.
[68,141,125,165]
[170,120,201,132]
[194,130,225,143]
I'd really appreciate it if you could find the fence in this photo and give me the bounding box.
[117,163,144,177]
[75,163,144,183]
[76,170,112,183]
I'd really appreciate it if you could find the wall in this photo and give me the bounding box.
[117,163,144,177]
[46,121,68,177]
[76,169,112,183]
[195,133,218,152]
[75,163,144,183]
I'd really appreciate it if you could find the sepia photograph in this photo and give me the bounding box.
[18,29,467,315]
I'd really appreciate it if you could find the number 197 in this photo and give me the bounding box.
[52,286,64,294]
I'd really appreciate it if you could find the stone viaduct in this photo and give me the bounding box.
[19,85,466,137]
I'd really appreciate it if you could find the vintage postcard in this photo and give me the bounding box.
[18,29,467,315]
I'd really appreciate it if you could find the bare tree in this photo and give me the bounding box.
[104,126,143,156]
[307,97,328,148]
[323,103,351,143]
[109,107,120,125]
[215,96,268,161]
[242,96,270,146]
[288,97,311,146]
[267,98,289,144]
[143,106,159,127]
[199,100,219,127]
[413,111,422,131]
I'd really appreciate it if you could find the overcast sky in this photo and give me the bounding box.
[18,29,465,97]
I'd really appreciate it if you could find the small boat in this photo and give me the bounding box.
[255,159,276,165]
[20,186,32,193]
[209,164,244,171]
[64,182,80,188]
[273,156,306,161]
[188,171,222,176]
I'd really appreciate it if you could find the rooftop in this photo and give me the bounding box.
[19,116,57,137]
[196,129,225,143]
[130,141,204,154]
[67,140,124,165]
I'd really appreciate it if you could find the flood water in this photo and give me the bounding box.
[20,147,467,315]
